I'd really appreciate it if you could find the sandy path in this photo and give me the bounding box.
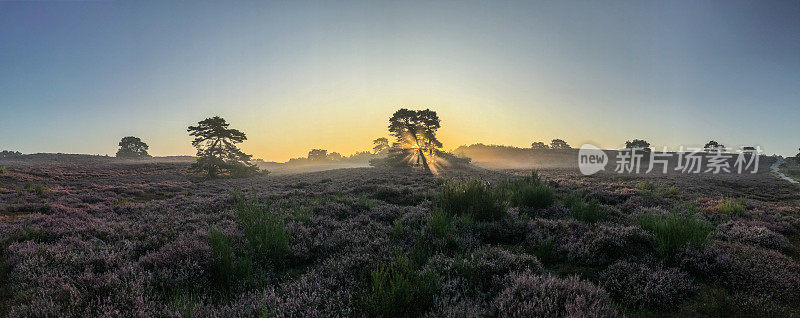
[771,157,799,184]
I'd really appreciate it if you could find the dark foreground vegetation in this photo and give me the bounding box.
[0,155,799,317]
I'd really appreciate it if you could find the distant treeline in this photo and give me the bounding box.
[452,143,578,169]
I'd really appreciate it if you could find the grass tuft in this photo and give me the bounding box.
[208,228,252,289]
[565,194,606,223]
[715,197,745,215]
[363,254,437,317]
[436,178,505,221]
[637,212,712,257]
[496,171,555,209]
[234,196,289,267]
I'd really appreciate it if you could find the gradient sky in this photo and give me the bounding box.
[1,1,798,161]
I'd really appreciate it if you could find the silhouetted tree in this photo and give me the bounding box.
[116,136,150,158]
[373,137,389,153]
[387,108,443,170]
[531,142,549,150]
[328,152,343,161]
[308,149,328,161]
[704,140,726,152]
[625,139,651,150]
[0,150,22,158]
[188,116,260,178]
[550,139,571,149]
[388,109,442,152]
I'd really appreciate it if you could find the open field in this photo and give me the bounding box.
[0,154,799,317]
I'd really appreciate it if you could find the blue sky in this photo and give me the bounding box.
[1,1,798,160]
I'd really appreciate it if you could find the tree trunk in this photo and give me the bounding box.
[418,148,431,174]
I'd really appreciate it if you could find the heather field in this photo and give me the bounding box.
[1,155,799,317]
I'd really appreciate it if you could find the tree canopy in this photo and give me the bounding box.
[116,136,150,158]
[704,140,726,152]
[625,139,651,150]
[550,139,571,150]
[308,149,328,161]
[0,150,23,158]
[373,137,389,153]
[188,116,260,178]
[531,141,549,150]
[388,108,442,152]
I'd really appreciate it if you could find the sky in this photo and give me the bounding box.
[1,1,798,161]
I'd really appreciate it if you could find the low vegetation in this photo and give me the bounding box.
[435,178,505,221]
[0,156,797,316]
[715,196,746,215]
[637,212,713,257]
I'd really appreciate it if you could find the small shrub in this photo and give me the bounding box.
[715,197,745,215]
[679,242,800,304]
[0,166,6,174]
[390,218,404,240]
[601,260,695,309]
[635,181,657,192]
[429,208,454,238]
[208,228,252,289]
[715,221,794,254]
[493,272,619,317]
[637,213,712,257]
[665,186,680,196]
[33,184,47,195]
[452,246,543,292]
[436,178,505,221]
[496,171,555,209]
[235,197,289,267]
[574,225,654,265]
[364,255,437,317]
[532,236,558,264]
[565,195,606,223]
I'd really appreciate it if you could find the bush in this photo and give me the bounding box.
[679,242,800,305]
[714,221,794,255]
[208,228,252,289]
[0,166,7,174]
[715,197,745,215]
[452,246,543,292]
[565,195,606,223]
[428,208,454,238]
[601,260,695,309]
[637,212,712,257]
[573,225,654,265]
[495,172,555,209]
[493,272,619,317]
[436,179,505,221]
[235,197,289,267]
[363,255,437,317]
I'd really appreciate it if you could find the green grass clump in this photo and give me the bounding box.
[715,197,745,215]
[363,255,437,317]
[532,236,558,264]
[428,208,454,238]
[0,167,6,174]
[565,195,606,223]
[636,181,679,199]
[235,197,289,267]
[208,228,252,289]
[436,178,505,221]
[665,186,680,196]
[637,213,712,256]
[496,171,555,209]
